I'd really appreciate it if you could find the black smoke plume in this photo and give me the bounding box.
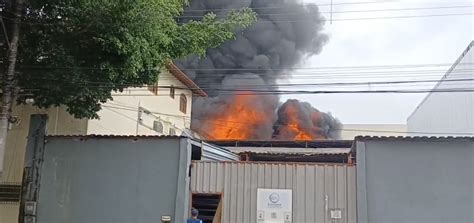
[178,0,343,140]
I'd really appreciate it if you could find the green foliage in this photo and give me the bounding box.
[3,0,256,118]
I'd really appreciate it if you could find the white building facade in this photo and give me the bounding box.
[408,41,474,136]
[87,63,206,136]
[339,124,407,140]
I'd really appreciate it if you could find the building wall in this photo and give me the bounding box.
[191,161,356,223]
[408,41,474,136]
[35,137,191,223]
[1,105,87,183]
[340,124,407,140]
[87,68,193,136]
[1,106,86,223]
[356,138,474,223]
[0,203,19,223]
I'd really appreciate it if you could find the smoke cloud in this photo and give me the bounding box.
[178,0,343,140]
[274,99,342,139]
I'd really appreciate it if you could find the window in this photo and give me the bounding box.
[179,94,187,114]
[169,128,176,136]
[169,85,175,98]
[153,120,163,133]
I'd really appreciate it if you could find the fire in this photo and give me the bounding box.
[206,93,271,140]
[197,96,337,141]
[279,103,316,140]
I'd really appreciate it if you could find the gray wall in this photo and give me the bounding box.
[356,138,474,223]
[191,161,356,223]
[36,137,191,223]
[408,41,474,136]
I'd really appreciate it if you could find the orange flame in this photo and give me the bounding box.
[200,95,327,141]
[205,94,271,140]
[282,104,315,140]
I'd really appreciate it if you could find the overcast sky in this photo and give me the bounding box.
[281,0,474,124]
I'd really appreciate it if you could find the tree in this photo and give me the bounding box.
[0,0,256,171]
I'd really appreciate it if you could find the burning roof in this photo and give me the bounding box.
[179,0,341,141]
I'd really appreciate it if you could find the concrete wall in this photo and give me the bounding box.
[0,106,86,223]
[340,124,407,140]
[356,138,474,223]
[36,136,191,223]
[408,41,474,136]
[1,105,87,183]
[191,161,356,223]
[87,68,193,136]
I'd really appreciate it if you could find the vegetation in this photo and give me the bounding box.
[1,0,256,118]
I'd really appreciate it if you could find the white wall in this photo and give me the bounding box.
[340,124,407,140]
[408,42,474,136]
[87,68,193,136]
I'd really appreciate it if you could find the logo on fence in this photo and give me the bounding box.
[269,193,280,203]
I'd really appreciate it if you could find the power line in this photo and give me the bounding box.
[18,62,470,71]
[178,5,474,18]
[95,88,474,96]
[229,12,474,23]
[181,1,400,12]
[19,70,473,82]
[102,105,187,134]
[3,11,474,26]
[18,78,474,91]
[100,104,474,136]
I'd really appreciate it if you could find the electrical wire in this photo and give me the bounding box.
[18,62,469,71]
[182,1,400,12]
[2,12,473,26]
[17,78,474,92]
[205,12,474,23]
[177,5,474,18]
[16,88,474,97]
[100,104,474,136]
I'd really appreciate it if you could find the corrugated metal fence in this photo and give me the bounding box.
[191,161,356,223]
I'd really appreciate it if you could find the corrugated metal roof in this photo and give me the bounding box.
[226,147,351,155]
[189,140,240,161]
[355,136,474,141]
[209,140,353,148]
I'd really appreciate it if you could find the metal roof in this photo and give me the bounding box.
[226,147,351,155]
[240,151,350,163]
[208,140,353,148]
[47,134,185,139]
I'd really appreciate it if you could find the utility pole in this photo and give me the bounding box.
[330,0,333,24]
[0,0,24,173]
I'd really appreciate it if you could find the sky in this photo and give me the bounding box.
[280,0,474,124]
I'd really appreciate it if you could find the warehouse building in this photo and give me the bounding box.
[408,41,474,136]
